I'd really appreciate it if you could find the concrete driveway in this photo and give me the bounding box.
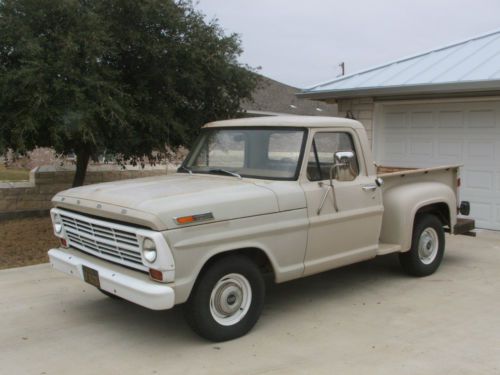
[1,231,500,375]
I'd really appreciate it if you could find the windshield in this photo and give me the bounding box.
[182,127,307,180]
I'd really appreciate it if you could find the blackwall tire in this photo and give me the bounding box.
[399,214,445,277]
[183,255,265,342]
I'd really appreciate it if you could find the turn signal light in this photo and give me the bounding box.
[149,268,163,281]
[176,216,195,225]
[60,238,68,248]
[175,212,214,225]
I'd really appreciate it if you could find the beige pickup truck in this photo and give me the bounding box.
[48,116,474,341]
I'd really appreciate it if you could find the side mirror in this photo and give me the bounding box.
[331,151,358,182]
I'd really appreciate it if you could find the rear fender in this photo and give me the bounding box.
[380,182,456,251]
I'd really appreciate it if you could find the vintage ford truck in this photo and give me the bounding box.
[48,116,474,341]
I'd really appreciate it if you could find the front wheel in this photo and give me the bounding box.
[183,255,265,342]
[399,214,445,277]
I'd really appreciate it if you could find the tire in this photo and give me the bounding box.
[399,214,445,277]
[98,288,123,300]
[183,255,265,342]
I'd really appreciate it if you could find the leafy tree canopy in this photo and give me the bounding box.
[0,0,257,185]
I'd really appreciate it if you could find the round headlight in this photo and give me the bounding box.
[54,214,63,234]
[142,238,157,263]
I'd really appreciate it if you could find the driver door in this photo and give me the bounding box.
[301,129,383,276]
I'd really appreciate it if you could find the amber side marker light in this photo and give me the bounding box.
[149,268,163,281]
[175,212,214,225]
[176,216,195,225]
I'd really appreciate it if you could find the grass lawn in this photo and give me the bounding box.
[0,216,58,269]
[0,165,30,181]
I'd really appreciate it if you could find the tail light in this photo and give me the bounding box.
[460,201,470,216]
[457,178,461,187]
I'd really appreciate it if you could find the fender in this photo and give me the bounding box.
[380,182,457,251]
[165,209,309,304]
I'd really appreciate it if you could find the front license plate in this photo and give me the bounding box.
[82,265,101,288]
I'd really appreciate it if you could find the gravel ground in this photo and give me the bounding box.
[0,216,58,270]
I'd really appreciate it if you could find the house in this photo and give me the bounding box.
[242,75,337,117]
[298,29,500,230]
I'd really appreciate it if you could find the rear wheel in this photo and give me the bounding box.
[399,214,445,277]
[183,255,265,342]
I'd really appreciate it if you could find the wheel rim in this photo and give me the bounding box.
[418,227,439,265]
[209,273,252,326]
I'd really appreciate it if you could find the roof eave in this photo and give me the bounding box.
[297,80,500,100]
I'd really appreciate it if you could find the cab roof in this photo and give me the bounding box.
[203,115,363,129]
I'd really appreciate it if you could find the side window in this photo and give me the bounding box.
[307,132,359,181]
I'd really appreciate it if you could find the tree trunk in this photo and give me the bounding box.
[72,146,91,187]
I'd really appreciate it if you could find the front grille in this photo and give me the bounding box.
[59,211,147,271]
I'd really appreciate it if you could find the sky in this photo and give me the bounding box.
[196,0,500,89]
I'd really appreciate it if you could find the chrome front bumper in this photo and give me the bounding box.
[48,248,175,310]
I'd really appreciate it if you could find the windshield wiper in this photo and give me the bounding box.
[208,168,242,179]
[178,165,193,175]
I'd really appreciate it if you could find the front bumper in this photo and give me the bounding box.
[48,248,175,310]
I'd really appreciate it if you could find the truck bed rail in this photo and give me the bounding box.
[377,164,462,178]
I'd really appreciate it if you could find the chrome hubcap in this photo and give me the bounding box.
[210,273,252,326]
[418,228,439,265]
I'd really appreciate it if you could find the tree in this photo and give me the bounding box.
[0,0,257,186]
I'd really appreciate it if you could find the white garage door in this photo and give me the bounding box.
[374,100,500,230]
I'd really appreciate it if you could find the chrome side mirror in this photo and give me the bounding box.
[331,151,358,182]
[319,151,358,215]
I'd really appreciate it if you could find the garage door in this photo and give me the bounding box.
[374,100,500,230]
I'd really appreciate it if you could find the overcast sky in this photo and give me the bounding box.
[196,0,500,89]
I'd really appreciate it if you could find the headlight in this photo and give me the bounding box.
[142,238,157,263]
[54,214,63,234]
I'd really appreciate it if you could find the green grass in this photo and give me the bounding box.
[0,165,30,181]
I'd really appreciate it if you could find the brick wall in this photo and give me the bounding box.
[0,166,171,218]
[334,97,375,145]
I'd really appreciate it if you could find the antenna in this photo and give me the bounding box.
[338,62,345,76]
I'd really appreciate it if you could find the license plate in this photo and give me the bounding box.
[82,265,101,288]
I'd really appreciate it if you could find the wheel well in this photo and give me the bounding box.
[415,203,450,229]
[200,248,275,278]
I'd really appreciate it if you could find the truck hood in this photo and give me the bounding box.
[53,174,280,230]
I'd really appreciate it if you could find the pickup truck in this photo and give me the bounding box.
[48,116,475,341]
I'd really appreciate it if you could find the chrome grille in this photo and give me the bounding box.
[59,211,146,271]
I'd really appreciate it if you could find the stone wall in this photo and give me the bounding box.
[0,166,170,219]
[333,97,375,145]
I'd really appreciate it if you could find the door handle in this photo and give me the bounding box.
[362,184,377,192]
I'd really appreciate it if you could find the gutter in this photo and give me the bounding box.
[296,80,500,100]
